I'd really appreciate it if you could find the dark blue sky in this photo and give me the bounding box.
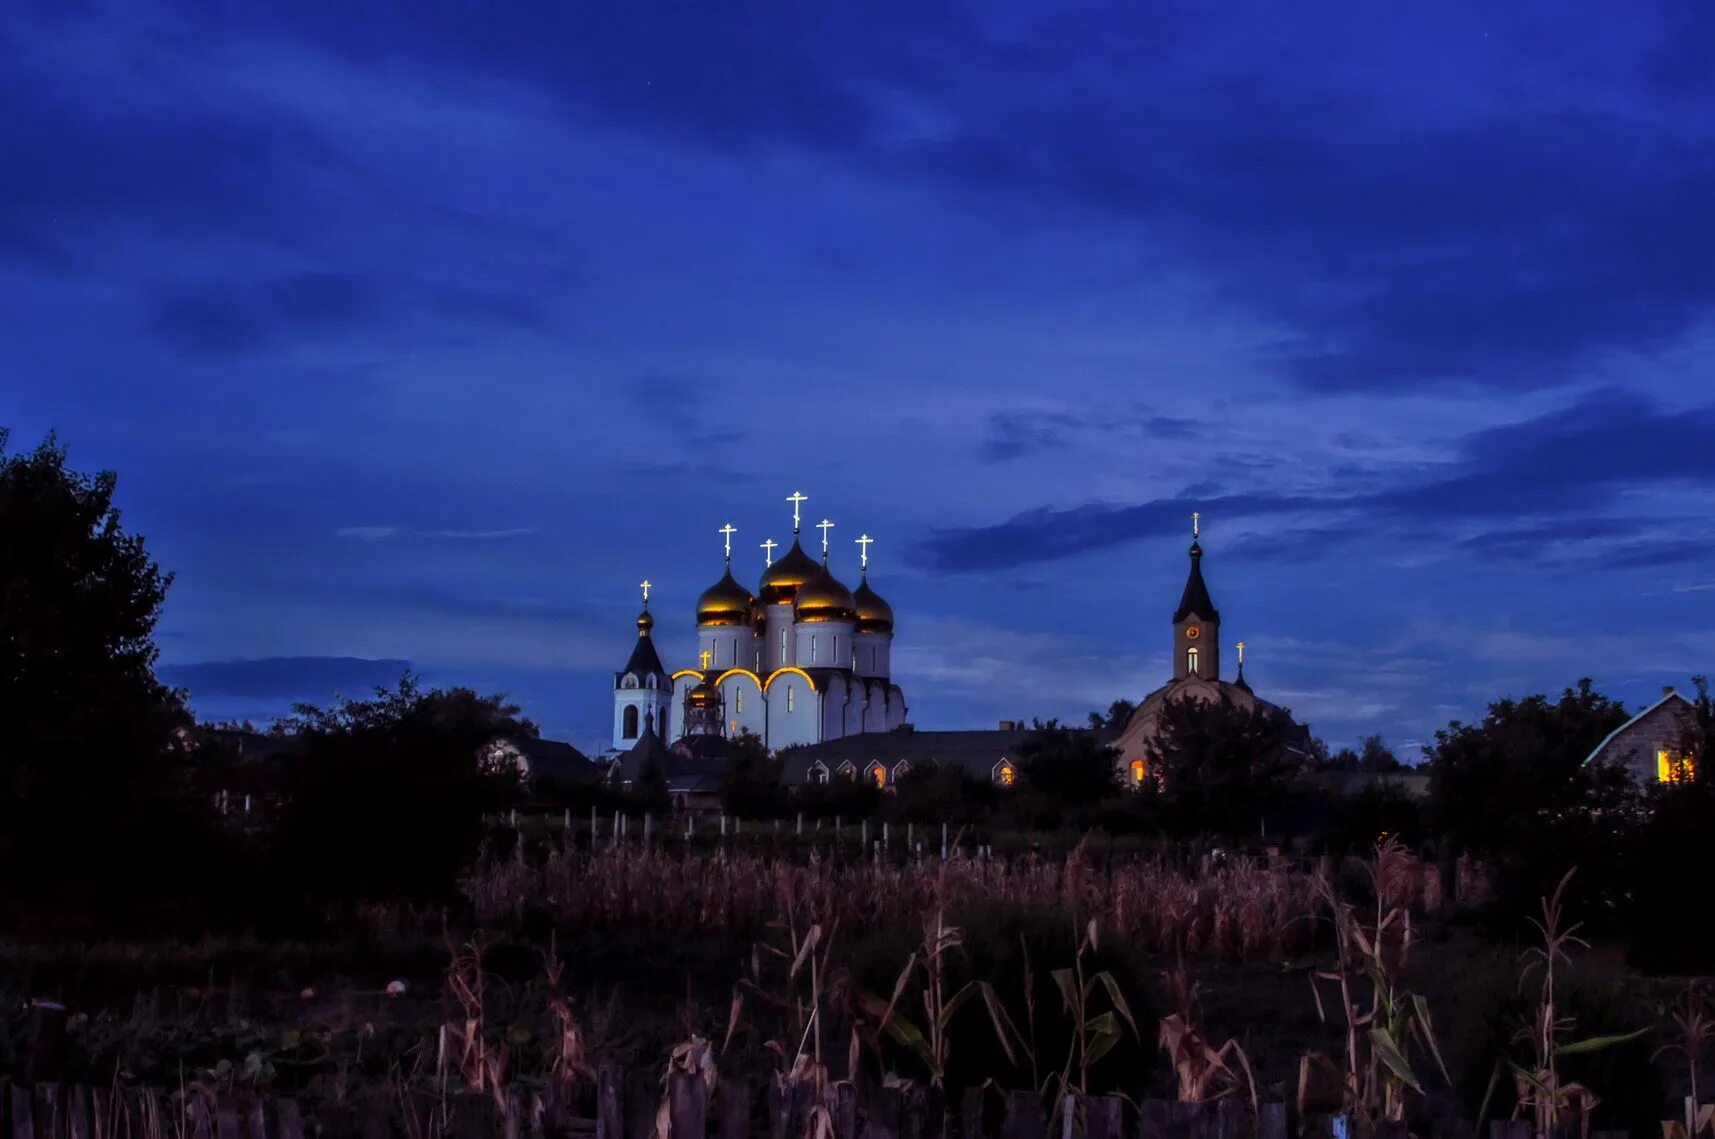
[5,2,1713,756]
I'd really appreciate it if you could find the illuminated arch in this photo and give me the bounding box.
[715,668,763,688]
[836,760,858,779]
[671,669,706,683]
[764,666,818,693]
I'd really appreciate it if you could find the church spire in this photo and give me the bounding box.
[1172,514,1220,681]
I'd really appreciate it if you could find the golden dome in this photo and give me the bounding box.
[686,677,720,708]
[852,573,894,635]
[696,568,753,627]
[758,538,822,605]
[794,563,857,623]
[636,608,655,635]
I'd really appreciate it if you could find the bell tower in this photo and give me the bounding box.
[1172,514,1220,681]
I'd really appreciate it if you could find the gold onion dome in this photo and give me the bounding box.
[696,568,753,626]
[636,608,654,635]
[686,678,720,707]
[852,573,894,635]
[794,562,857,623]
[758,538,822,605]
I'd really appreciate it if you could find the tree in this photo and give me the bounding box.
[272,673,532,906]
[1142,693,1303,838]
[719,729,783,817]
[1316,734,1405,772]
[1017,719,1120,807]
[1088,699,1138,731]
[1,431,192,903]
[1424,679,1632,855]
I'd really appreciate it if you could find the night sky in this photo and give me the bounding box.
[5,3,1713,758]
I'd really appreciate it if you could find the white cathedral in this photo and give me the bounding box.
[611,493,907,754]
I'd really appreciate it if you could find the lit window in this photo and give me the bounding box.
[735,689,743,713]
[1187,647,1200,677]
[810,638,817,664]
[871,763,887,788]
[787,686,795,713]
[1658,749,1697,784]
[997,762,1016,786]
[1130,759,1147,785]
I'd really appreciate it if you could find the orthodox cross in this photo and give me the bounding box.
[719,522,737,564]
[1192,511,1200,540]
[639,580,652,606]
[786,491,808,534]
[699,649,711,669]
[1236,641,1246,666]
[761,538,778,567]
[855,533,874,570]
[816,518,836,556]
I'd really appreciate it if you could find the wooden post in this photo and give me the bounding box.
[669,1071,708,1139]
[861,819,869,848]
[564,807,572,832]
[797,812,804,837]
[1085,1096,1122,1139]
[941,823,948,861]
[596,1066,624,1139]
[277,1098,306,1139]
[1002,1091,1044,1139]
[863,1086,902,1139]
[591,804,598,843]
[26,1000,68,1084]
[644,813,653,850]
[961,1088,985,1139]
[1256,1103,1288,1139]
[883,821,890,849]
[719,1078,752,1139]
[722,814,729,837]
[69,1085,92,1139]
[831,1083,858,1139]
[12,1084,36,1139]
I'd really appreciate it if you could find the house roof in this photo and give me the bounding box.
[781,728,1069,782]
[1583,689,1696,765]
[512,736,599,785]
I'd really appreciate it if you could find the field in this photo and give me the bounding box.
[0,831,1687,1138]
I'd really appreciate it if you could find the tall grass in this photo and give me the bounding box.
[462,843,1345,963]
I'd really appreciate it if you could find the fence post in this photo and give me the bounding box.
[941,823,948,861]
[861,819,869,848]
[883,821,890,849]
[1256,1103,1288,1139]
[863,1085,902,1139]
[961,1088,985,1139]
[796,812,804,837]
[591,805,598,844]
[721,814,729,837]
[644,813,653,851]
[564,807,571,833]
[832,1082,858,1139]
[719,1078,752,1139]
[596,1066,624,1139]
[1002,1090,1044,1139]
[669,1070,708,1139]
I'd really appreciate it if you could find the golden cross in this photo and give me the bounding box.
[699,649,711,669]
[786,491,808,533]
[639,579,651,605]
[1237,640,1246,665]
[855,533,874,570]
[816,518,835,556]
[718,522,737,563]
[761,538,778,566]
[1192,511,1200,540]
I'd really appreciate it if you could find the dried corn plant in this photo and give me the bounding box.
[440,934,510,1107]
[1511,870,1646,1139]
[1158,962,1255,1108]
[1304,838,1449,1129]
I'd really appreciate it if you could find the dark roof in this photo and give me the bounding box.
[513,736,599,786]
[610,727,730,793]
[780,729,1043,782]
[618,628,668,681]
[1173,541,1220,624]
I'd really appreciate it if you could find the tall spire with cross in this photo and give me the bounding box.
[1173,512,1220,680]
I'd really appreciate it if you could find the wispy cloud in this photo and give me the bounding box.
[335,525,399,541]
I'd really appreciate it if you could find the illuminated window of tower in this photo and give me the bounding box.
[735,689,743,714]
[1186,647,1200,676]
[1130,759,1147,785]
[997,762,1016,787]
[780,628,787,658]
[786,685,795,713]
[1658,749,1696,783]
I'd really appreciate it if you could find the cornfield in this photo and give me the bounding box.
[462,843,1360,963]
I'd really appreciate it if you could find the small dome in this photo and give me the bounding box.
[636,608,654,635]
[758,539,822,605]
[852,573,894,635]
[686,677,720,708]
[794,563,857,624]
[696,568,753,627]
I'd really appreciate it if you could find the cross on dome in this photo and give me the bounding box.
[639,580,651,606]
[816,518,836,556]
[719,522,737,564]
[855,533,874,570]
[1192,511,1200,540]
[761,538,778,566]
[786,491,808,534]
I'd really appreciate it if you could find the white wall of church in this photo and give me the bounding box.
[793,621,853,670]
[766,676,820,749]
[820,674,849,741]
[762,604,794,672]
[699,626,753,672]
[853,632,890,679]
[718,672,768,740]
[612,685,670,750]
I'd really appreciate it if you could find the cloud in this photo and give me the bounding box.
[142,272,382,357]
[922,392,1715,572]
[335,525,398,541]
[160,656,413,701]
[416,527,539,540]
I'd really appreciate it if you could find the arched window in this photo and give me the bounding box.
[646,674,656,690]
[1186,647,1200,677]
[1130,759,1147,785]
[837,761,857,780]
[995,761,1016,787]
[735,688,744,714]
[786,685,796,713]
[893,760,912,782]
[623,674,639,689]
[623,705,640,739]
[870,763,887,788]
[809,761,829,785]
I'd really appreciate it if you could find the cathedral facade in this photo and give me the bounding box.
[611,495,907,754]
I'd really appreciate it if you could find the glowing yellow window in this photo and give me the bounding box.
[1130,759,1147,785]
[997,763,1016,786]
[1657,749,1696,784]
